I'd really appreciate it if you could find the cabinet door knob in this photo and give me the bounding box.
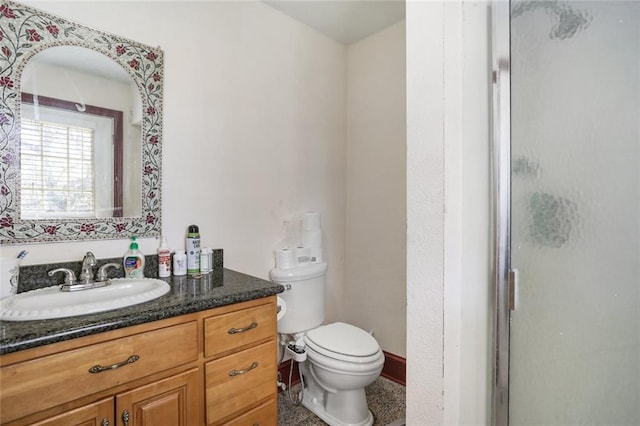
[122,409,130,426]
[88,355,140,374]
[101,419,110,426]
[227,321,258,334]
[229,361,259,376]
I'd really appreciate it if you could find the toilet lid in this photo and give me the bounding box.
[305,322,380,358]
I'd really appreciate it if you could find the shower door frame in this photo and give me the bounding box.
[491,1,511,426]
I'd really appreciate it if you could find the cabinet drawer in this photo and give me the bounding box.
[222,395,277,426]
[204,303,276,358]
[0,321,198,424]
[205,339,277,425]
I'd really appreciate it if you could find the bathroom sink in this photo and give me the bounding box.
[0,278,170,321]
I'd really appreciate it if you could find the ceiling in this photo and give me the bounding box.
[263,0,406,45]
[30,1,406,80]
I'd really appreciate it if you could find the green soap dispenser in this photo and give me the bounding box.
[123,235,145,278]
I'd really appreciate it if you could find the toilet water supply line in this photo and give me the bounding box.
[278,334,306,406]
[277,336,287,390]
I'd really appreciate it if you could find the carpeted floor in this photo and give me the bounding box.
[277,376,406,425]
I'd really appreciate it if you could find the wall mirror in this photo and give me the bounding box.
[0,1,163,244]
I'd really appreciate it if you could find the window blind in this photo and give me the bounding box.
[20,118,95,218]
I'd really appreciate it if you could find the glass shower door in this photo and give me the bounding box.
[509,1,640,424]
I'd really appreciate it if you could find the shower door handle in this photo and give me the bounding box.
[508,268,519,311]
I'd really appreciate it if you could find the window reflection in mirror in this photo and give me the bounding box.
[20,46,142,220]
[21,93,122,219]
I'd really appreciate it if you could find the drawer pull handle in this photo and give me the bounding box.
[88,355,140,373]
[228,321,258,334]
[101,419,110,426]
[229,361,259,376]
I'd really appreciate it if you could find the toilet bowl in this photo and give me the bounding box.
[300,322,385,426]
[271,262,384,426]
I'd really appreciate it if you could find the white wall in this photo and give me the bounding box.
[345,21,407,357]
[406,1,446,422]
[457,3,492,424]
[12,0,347,321]
[406,1,491,424]
[13,0,411,357]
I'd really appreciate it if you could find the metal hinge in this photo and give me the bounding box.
[508,268,518,310]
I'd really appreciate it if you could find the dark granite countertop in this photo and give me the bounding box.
[0,269,284,355]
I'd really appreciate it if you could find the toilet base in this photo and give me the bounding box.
[302,395,374,426]
[300,371,374,426]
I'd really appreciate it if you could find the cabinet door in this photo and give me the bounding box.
[29,397,113,426]
[115,369,199,426]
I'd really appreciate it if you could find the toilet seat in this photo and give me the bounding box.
[304,322,382,364]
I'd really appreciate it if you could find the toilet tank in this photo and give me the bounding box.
[270,263,327,334]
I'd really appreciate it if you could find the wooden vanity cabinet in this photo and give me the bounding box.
[0,296,278,426]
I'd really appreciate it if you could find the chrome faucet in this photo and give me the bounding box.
[48,252,121,292]
[78,252,97,284]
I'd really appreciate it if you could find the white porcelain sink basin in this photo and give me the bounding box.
[0,278,170,321]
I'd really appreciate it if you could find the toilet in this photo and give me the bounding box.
[271,262,384,426]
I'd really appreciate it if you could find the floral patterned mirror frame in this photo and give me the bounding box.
[0,1,163,244]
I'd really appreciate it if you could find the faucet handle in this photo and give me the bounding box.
[48,268,76,285]
[96,263,121,282]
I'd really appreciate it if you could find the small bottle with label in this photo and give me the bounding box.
[123,236,145,278]
[173,250,187,276]
[158,236,171,278]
